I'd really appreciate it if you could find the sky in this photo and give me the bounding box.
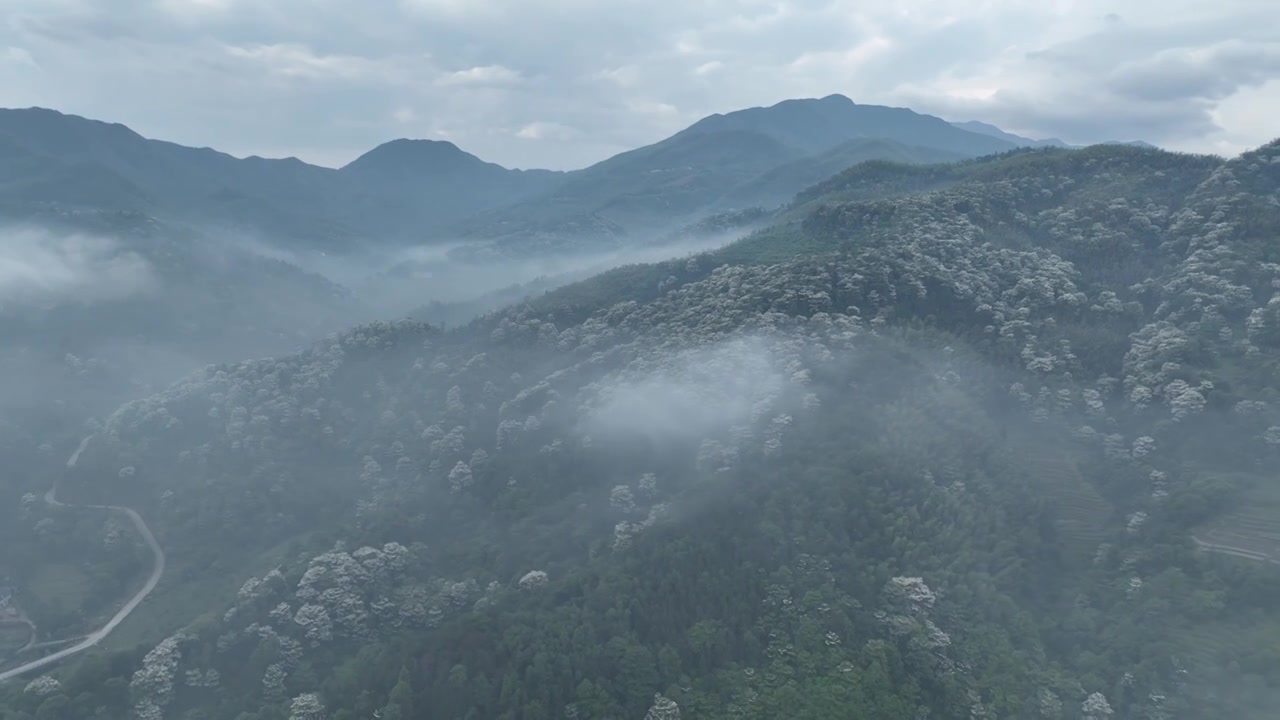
[1,0,1276,170]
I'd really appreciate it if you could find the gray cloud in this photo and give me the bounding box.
[893,7,1280,153]
[0,0,1275,169]
[1107,41,1280,102]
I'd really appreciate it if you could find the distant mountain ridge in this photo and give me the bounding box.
[0,98,1153,254]
[458,95,1027,249]
[948,120,1068,149]
[949,118,1161,151]
[0,108,564,248]
[684,94,1016,156]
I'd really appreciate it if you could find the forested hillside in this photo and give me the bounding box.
[0,207,359,479]
[5,140,1280,720]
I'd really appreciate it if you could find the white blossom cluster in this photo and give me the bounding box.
[1081,691,1115,719]
[644,692,682,720]
[130,633,185,720]
[289,692,327,720]
[23,675,61,697]
[877,576,955,675]
[518,570,549,590]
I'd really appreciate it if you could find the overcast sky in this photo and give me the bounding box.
[2,0,1276,170]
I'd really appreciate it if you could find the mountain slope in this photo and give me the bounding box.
[950,119,1161,151]
[462,96,1017,251]
[948,119,1068,148]
[0,108,352,245]
[681,94,1015,157]
[0,208,365,494]
[715,138,967,210]
[14,140,1280,718]
[471,129,799,235]
[335,139,563,239]
[0,109,562,248]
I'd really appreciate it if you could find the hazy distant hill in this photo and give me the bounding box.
[462,95,1019,250]
[714,137,967,210]
[0,97,1045,255]
[0,99,1163,263]
[0,109,563,248]
[336,139,564,239]
[950,119,1162,151]
[683,94,1015,156]
[948,119,1068,148]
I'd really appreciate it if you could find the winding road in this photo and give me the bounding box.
[0,437,166,683]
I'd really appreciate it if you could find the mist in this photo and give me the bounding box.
[0,227,156,307]
[355,229,750,322]
[582,336,788,445]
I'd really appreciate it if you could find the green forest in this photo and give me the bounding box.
[4,140,1280,719]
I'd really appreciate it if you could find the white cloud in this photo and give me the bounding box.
[595,65,641,88]
[693,60,723,76]
[437,64,522,86]
[516,121,577,141]
[787,36,893,72]
[4,46,37,67]
[223,43,393,81]
[0,229,157,306]
[625,99,680,118]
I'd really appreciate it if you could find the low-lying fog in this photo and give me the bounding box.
[0,218,754,470]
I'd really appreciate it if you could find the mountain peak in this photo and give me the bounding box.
[0,106,146,148]
[340,138,502,179]
[376,137,463,153]
[680,95,1014,157]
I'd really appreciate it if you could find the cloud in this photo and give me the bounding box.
[0,0,1274,169]
[438,64,522,87]
[583,336,786,444]
[887,5,1280,151]
[787,36,893,73]
[0,228,157,306]
[1106,41,1280,102]
[693,61,723,76]
[4,46,38,67]
[516,121,578,141]
[157,0,236,21]
[223,43,393,81]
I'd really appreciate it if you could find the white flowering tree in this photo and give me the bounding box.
[23,675,61,697]
[1081,691,1114,719]
[518,570,549,590]
[289,692,327,720]
[644,692,681,720]
[130,634,184,720]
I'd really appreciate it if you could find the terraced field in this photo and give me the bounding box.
[1194,472,1280,566]
[1022,443,1113,551]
